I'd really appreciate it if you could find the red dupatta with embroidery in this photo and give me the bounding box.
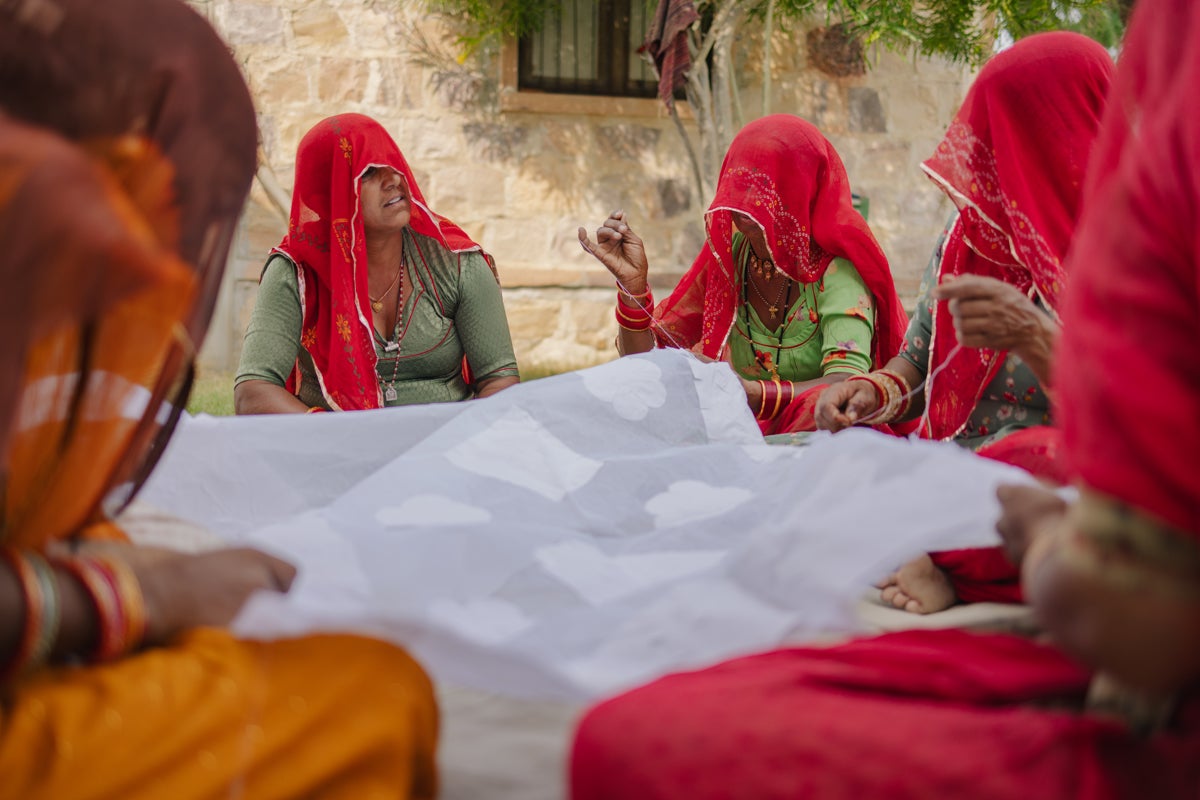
[273,114,493,411]
[654,115,906,372]
[918,32,1113,440]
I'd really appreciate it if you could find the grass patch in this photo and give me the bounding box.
[187,370,235,417]
[517,362,575,382]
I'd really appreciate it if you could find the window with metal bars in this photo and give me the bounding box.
[518,0,660,98]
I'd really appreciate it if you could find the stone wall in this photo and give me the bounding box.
[187,1,972,375]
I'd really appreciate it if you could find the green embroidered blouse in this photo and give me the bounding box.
[236,228,519,409]
[727,231,876,382]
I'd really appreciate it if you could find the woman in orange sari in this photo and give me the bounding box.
[571,4,1200,796]
[0,2,437,797]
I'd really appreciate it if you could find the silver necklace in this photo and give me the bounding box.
[379,263,405,402]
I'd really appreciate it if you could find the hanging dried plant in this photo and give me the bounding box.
[806,22,865,77]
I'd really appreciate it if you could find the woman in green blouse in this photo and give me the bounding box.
[235,114,518,414]
[815,32,1113,614]
[578,115,907,435]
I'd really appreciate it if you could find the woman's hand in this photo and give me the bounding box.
[995,483,1069,567]
[132,547,297,644]
[814,380,879,432]
[578,210,650,296]
[933,272,1057,353]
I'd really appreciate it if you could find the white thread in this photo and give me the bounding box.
[612,275,696,355]
[854,343,965,430]
[579,234,697,356]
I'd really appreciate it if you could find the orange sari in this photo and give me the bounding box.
[0,2,436,797]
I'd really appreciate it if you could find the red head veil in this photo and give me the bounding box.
[918,32,1113,439]
[1056,1,1200,535]
[654,115,905,368]
[274,113,492,411]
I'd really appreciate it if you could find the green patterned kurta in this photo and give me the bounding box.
[236,228,519,408]
[898,222,1052,450]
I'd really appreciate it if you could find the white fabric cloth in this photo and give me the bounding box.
[143,350,1034,701]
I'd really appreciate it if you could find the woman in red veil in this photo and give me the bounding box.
[236,114,519,413]
[818,32,1114,612]
[580,114,908,435]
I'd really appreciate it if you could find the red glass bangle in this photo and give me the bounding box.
[616,290,654,316]
[95,556,146,656]
[59,557,122,661]
[616,283,652,302]
[847,374,886,410]
[615,308,653,332]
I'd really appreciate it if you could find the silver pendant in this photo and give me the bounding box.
[384,384,398,402]
[383,340,400,352]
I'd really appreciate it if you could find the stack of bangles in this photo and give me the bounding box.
[1,547,146,680]
[615,285,655,332]
[757,378,796,421]
[845,368,914,424]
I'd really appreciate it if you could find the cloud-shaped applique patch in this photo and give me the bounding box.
[374,494,492,527]
[645,480,753,528]
[581,357,667,421]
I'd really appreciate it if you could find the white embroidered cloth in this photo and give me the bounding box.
[143,350,1032,700]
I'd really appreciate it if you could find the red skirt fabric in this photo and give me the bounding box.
[761,385,823,436]
[929,426,1068,605]
[571,629,1200,800]
[763,385,916,437]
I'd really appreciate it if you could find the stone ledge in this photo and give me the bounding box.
[499,266,686,290]
[499,90,691,120]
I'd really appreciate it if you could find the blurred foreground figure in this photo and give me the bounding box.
[0,2,437,797]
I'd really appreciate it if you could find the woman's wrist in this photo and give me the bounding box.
[615,285,655,332]
[743,378,764,411]
[617,277,649,299]
[1014,313,1058,384]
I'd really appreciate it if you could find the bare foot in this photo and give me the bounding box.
[878,554,957,614]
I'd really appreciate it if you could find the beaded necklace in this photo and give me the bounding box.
[375,257,406,403]
[738,242,821,380]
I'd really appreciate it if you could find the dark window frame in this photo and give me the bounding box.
[517,0,661,99]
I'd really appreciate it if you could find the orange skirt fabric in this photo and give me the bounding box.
[0,628,438,800]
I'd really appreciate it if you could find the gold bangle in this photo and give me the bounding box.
[770,377,784,420]
[849,374,897,424]
[615,305,652,325]
[877,369,914,418]
[616,283,652,301]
